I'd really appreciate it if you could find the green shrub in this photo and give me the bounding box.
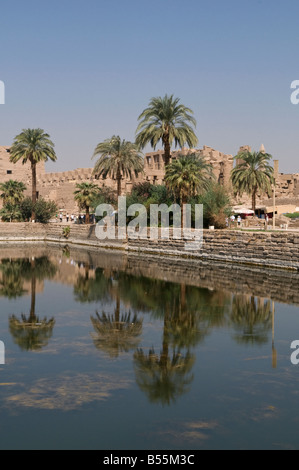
[20,197,58,223]
[63,226,71,239]
[285,212,299,219]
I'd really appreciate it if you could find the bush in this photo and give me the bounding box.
[198,183,232,229]
[63,226,71,239]
[91,187,117,211]
[285,212,299,219]
[0,204,23,222]
[20,197,58,223]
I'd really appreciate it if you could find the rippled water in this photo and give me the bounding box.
[0,243,299,450]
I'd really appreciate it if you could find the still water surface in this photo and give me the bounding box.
[0,244,299,450]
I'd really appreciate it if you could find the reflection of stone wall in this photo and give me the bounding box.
[1,242,299,307]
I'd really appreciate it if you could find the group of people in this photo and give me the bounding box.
[57,213,85,224]
[226,213,269,229]
[228,214,243,227]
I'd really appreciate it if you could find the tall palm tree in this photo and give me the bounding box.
[136,94,198,167]
[92,135,144,196]
[74,182,100,224]
[231,150,274,212]
[164,153,214,227]
[0,179,27,206]
[9,128,57,221]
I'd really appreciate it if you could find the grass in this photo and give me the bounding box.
[285,212,299,219]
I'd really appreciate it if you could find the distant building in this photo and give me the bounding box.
[1,144,298,214]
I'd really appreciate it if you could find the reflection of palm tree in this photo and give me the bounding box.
[272,300,277,369]
[91,294,143,358]
[8,257,57,351]
[0,259,28,298]
[9,314,55,351]
[230,294,272,345]
[131,279,231,406]
[74,266,112,303]
[134,302,195,406]
[134,348,194,406]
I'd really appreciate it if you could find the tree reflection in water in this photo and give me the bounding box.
[72,256,276,401]
[229,294,272,346]
[91,294,143,358]
[74,267,143,358]
[7,257,57,351]
[0,259,28,299]
[124,276,231,406]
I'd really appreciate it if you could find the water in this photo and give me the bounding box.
[0,243,299,450]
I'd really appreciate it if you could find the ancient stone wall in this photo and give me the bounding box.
[0,223,299,272]
[1,143,299,214]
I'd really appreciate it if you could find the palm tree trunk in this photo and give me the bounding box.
[30,274,36,321]
[180,283,186,313]
[85,206,90,224]
[161,303,170,370]
[31,161,37,221]
[115,294,120,324]
[251,189,256,214]
[163,137,171,168]
[116,166,122,197]
[181,195,187,230]
[30,259,36,322]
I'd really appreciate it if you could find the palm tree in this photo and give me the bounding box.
[164,153,214,227]
[231,150,274,212]
[74,182,100,224]
[0,180,27,222]
[0,179,27,206]
[135,94,198,167]
[92,135,144,196]
[9,128,57,221]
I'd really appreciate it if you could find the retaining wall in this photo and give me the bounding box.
[0,223,298,271]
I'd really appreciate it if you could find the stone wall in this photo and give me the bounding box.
[0,223,299,271]
[127,229,299,270]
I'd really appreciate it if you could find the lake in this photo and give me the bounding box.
[0,243,299,450]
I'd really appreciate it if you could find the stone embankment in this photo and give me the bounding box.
[0,222,299,271]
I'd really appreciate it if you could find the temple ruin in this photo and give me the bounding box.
[0,143,298,215]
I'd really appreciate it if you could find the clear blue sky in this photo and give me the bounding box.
[0,0,299,173]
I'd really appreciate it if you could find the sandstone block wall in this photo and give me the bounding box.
[0,223,298,271]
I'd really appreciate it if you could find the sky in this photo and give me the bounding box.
[0,0,299,174]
